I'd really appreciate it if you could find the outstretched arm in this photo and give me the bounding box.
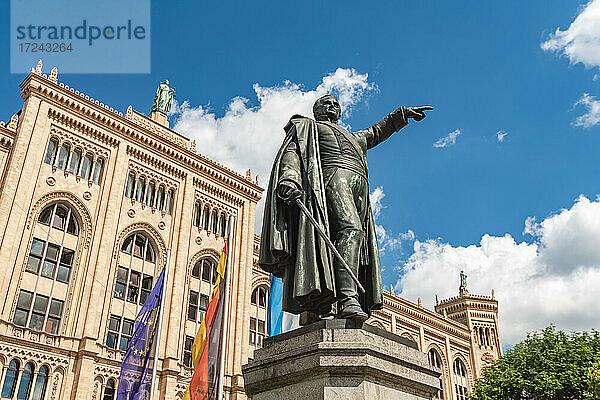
[364,106,433,149]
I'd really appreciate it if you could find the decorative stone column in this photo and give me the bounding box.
[242,320,441,400]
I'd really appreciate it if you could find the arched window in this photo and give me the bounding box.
[202,206,210,230]
[103,379,116,400]
[251,286,268,308]
[125,172,135,198]
[485,327,491,347]
[29,203,79,281]
[68,148,82,175]
[30,365,48,400]
[166,189,174,215]
[156,185,165,211]
[80,153,93,180]
[120,232,156,263]
[111,231,157,348]
[39,203,79,235]
[193,201,201,227]
[56,142,70,170]
[210,209,218,232]
[44,137,59,165]
[219,213,227,236]
[427,349,444,399]
[18,202,79,333]
[135,176,146,202]
[92,158,104,184]
[146,181,156,207]
[191,258,218,283]
[202,259,217,284]
[1,359,20,398]
[16,362,34,400]
[453,358,468,400]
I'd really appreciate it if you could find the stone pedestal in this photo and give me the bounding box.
[149,110,169,127]
[242,320,441,400]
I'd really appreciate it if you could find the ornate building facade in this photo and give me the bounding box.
[0,63,261,400]
[0,63,502,400]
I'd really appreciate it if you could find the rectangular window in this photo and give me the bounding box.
[114,266,152,305]
[41,244,60,279]
[57,248,74,283]
[198,294,209,323]
[249,317,266,347]
[249,317,257,345]
[188,291,198,321]
[26,238,45,274]
[45,299,63,334]
[127,271,140,303]
[13,290,33,327]
[183,335,194,368]
[257,319,266,347]
[140,274,153,304]
[106,315,121,349]
[114,266,128,299]
[13,291,63,334]
[105,315,135,352]
[29,294,48,331]
[120,318,134,352]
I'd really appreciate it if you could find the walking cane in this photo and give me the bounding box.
[294,198,366,294]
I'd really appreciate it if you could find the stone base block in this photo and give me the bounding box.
[242,320,441,400]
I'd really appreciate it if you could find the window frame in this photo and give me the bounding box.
[113,264,154,306]
[106,314,135,352]
[1,359,20,398]
[44,137,59,166]
[249,317,267,347]
[453,358,469,400]
[15,362,34,400]
[30,365,49,400]
[183,335,194,368]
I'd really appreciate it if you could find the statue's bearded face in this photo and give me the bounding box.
[313,95,341,123]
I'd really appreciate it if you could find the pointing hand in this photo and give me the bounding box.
[405,106,434,121]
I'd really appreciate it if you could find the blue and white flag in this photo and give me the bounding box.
[116,268,165,400]
[267,274,299,336]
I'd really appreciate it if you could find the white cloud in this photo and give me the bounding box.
[397,195,600,346]
[541,0,600,70]
[496,130,508,142]
[370,186,415,255]
[171,68,376,230]
[433,129,461,148]
[574,93,600,127]
[370,186,386,218]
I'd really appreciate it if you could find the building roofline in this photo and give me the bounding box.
[18,70,263,201]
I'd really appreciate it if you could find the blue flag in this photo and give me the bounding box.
[116,268,165,400]
[267,274,299,336]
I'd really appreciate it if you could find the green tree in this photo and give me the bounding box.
[588,361,600,399]
[470,326,600,400]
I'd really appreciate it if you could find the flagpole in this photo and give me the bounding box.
[217,215,235,400]
[150,248,171,400]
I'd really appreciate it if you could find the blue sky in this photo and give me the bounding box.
[3,1,600,345]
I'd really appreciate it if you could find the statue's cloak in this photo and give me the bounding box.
[259,115,383,315]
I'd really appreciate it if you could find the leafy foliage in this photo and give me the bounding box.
[589,361,600,399]
[470,326,600,400]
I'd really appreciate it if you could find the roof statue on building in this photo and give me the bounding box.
[459,270,468,295]
[151,80,176,114]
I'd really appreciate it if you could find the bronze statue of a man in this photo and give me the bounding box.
[259,95,432,323]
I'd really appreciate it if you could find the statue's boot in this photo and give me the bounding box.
[334,228,368,321]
